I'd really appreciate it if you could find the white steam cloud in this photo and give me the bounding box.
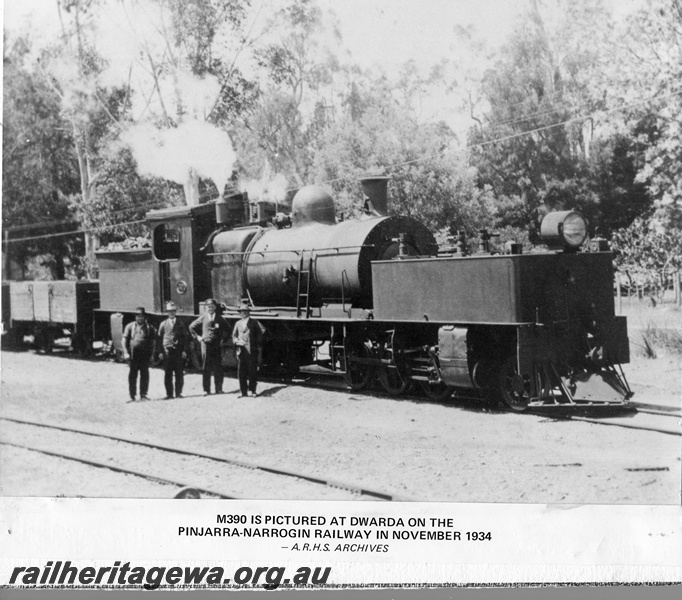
[122,120,237,205]
[242,173,290,205]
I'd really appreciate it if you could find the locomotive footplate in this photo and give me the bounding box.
[511,324,633,410]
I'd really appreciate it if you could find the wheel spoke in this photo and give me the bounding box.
[343,342,375,390]
[378,366,409,395]
[498,357,534,412]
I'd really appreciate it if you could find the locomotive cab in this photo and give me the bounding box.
[147,203,216,315]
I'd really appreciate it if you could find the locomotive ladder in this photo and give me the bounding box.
[296,254,313,318]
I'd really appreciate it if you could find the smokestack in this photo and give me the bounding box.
[216,191,244,226]
[360,175,391,216]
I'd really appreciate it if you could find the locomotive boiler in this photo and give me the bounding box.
[210,179,437,311]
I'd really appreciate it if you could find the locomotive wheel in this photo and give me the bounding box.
[419,380,454,401]
[378,333,411,395]
[378,366,410,395]
[343,342,375,391]
[498,357,535,412]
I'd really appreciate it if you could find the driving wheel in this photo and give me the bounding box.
[498,356,536,412]
[343,341,375,391]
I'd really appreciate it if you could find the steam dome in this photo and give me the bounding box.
[291,186,336,227]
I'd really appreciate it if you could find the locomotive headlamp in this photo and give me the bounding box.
[540,210,587,250]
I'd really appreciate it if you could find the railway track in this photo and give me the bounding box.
[286,369,681,437]
[527,400,680,436]
[4,348,679,438]
[565,402,680,436]
[0,417,398,501]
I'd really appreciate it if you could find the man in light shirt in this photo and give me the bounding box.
[190,299,227,396]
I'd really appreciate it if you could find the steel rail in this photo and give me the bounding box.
[281,373,681,436]
[0,440,232,499]
[565,415,680,437]
[0,416,396,501]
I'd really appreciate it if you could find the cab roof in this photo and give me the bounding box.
[146,201,216,222]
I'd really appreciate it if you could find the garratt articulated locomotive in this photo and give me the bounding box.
[4,177,632,411]
[95,176,632,410]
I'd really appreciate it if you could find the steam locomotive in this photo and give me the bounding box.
[3,177,632,410]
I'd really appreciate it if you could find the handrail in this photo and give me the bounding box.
[207,244,374,257]
[341,270,351,317]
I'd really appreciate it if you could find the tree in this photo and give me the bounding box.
[2,33,82,278]
[615,0,682,229]
[587,133,653,233]
[467,0,621,238]
[611,217,682,296]
[313,65,496,236]
[235,0,340,187]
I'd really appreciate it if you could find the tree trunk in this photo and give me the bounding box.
[183,168,200,205]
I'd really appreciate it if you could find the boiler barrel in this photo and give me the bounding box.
[244,216,436,307]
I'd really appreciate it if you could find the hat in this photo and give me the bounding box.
[166,301,177,311]
[238,302,251,313]
[205,298,217,306]
[135,307,146,315]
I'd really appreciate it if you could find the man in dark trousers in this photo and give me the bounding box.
[157,302,189,399]
[232,303,266,398]
[190,298,227,396]
[122,307,157,402]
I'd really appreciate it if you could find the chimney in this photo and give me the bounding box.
[360,175,391,216]
[215,191,244,226]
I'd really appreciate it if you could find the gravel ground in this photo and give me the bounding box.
[0,348,679,503]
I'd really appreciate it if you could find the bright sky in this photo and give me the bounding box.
[319,0,519,68]
[3,0,645,134]
[4,0,643,64]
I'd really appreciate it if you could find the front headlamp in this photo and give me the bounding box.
[540,210,587,251]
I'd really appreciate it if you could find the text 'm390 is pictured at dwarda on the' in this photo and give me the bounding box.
[2,0,682,592]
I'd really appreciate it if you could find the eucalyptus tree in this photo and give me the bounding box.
[2,36,81,278]
[466,0,621,238]
[234,0,342,188]
[614,0,682,230]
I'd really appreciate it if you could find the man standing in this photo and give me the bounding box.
[157,302,189,399]
[122,307,157,402]
[232,303,266,398]
[190,298,227,396]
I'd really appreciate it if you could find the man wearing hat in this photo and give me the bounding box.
[232,302,266,397]
[122,307,157,401]
[157,302,189,399]
[190,298,228,395]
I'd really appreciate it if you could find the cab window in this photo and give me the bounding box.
[153,223,181,261]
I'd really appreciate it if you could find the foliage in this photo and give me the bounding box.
[587,133,653,233]
[4,0,681,286]
[611,218,682,290]
[466,0,621,238]
[2,37,82,278]
[313,66,497,235]
[74,146,185,246]
[236,0,340,185]
[616,0,682,225]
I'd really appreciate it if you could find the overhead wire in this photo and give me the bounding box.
[5,87,681,245]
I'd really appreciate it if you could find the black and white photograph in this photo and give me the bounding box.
[1,0,681,591]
